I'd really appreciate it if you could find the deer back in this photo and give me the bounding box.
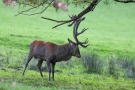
[53,0,68,12]
[3,0,13,5]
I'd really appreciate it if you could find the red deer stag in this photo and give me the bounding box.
[52,0,68,12]
[22,16,89,81]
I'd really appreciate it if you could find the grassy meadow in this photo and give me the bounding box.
[0,1,135,90]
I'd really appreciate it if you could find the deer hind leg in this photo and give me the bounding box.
[10,1,17,10]
[55,8,58,12]
[22,52,33,76]
[37,59,43,77]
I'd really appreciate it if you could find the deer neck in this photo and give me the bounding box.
[56,44,73,61]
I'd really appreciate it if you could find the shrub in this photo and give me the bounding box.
[108,55,121,78]
[81,51,104,74]
[120,57,135,78]
[81,52,135,79]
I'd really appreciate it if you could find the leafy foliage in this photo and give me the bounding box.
[16,0,93,7]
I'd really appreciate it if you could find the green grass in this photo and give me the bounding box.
[0,1,135,90]
[0,81,57,90]
[0,68,135,90]
[0,1,135,57]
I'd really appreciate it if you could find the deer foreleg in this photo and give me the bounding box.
[56,8,58,12]
[47,60,51,81]
[37,59,43,77]
[52,62,56,81]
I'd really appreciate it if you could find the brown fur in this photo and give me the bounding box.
[53,0,68,12]
[3,0,17,9]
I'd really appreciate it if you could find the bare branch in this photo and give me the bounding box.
[114,0,135,3]
[15,0,53,16]
[41,0,100,28]
[78,38,90,48]
[41,17,68,23]
[77,28,89,36]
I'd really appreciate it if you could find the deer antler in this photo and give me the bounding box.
[72,16,90,48]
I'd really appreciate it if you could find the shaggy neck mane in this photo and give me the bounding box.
[56,44,72,59]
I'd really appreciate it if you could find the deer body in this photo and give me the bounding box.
[53,0,68,12]
[3,0,17,9]
[3,0,12,6]
[31,40,80,61]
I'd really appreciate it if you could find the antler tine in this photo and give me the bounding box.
[76,28,88,36]
[78,38,90,48]
[73,16,90,48]
[80,44,90,48]
[79,38,88,44]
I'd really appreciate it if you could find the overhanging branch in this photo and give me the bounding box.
[41,0,100,29]
[15,0,53,16]
[114,0,135,3]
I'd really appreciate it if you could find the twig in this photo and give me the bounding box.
[41,0,100,28]
[15,0,53,16]
[114,0,135,3]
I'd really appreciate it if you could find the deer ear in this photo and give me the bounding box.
[68,38,73,46]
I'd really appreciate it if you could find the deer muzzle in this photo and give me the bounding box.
[76,54,81,58]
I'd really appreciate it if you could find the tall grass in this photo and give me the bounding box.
[81,51,104,74]
[81,51,135,78]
